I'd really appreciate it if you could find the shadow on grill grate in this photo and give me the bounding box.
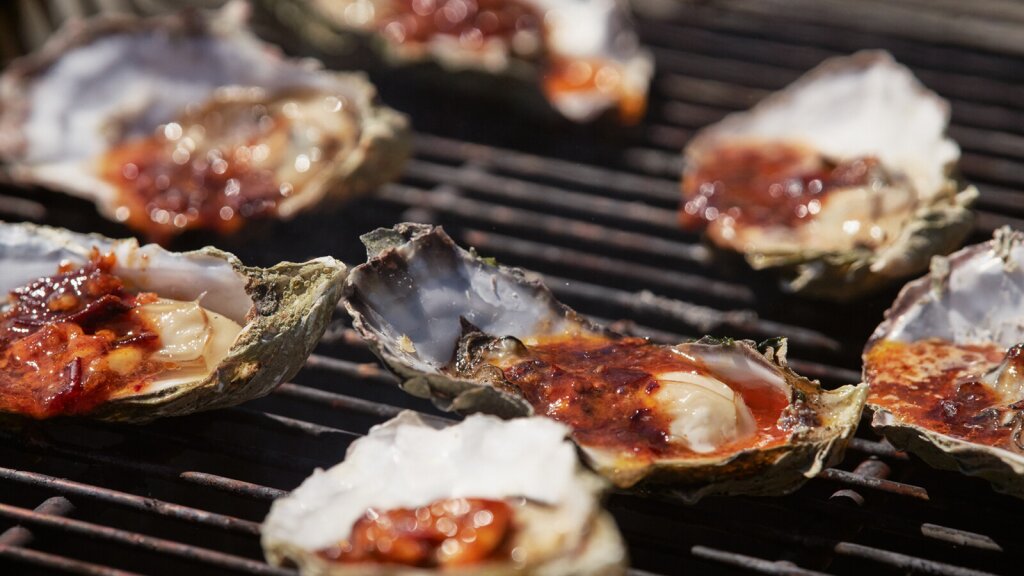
[2,1,1024,575]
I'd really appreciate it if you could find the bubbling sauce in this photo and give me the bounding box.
[497,336,791,460]
[318,498,512,567]
[100,89,352,243]
[681,142,888,231]
[0,252,165,418]
[866,339,1023,447]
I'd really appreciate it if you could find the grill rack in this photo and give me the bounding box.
[3,1,1024,574]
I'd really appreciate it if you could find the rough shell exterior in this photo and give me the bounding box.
[865,228,1024,498]
[341,223,867,499]
[0,221,346,423]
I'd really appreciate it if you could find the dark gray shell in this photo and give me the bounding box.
[0,221,346,422]
[865,227,1024,498]
[342,223,867,498]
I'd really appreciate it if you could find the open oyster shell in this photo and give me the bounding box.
[0,2,409,242]
[341,223,867,500]
[267,0,653,123]
[262,411,627,575]
[0,221,345,423]
[680,50,976,300]
[864,227,1024,498]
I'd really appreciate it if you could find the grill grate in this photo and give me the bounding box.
[3,1,1024,574]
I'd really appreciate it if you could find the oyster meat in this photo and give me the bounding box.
[0,2,409,242]
[270,0,653,123]
[864,227,1024,498]
[262,411,626,575]
[0,221,345,422]
[680,51,976,300]
[341,223,867,499]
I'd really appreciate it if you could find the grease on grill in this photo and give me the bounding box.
[866,339,1024,447]
[318,498,512,567]
[0,252,164,418]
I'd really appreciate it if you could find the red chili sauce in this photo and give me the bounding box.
[100,102,297,243]
[866,339,1021,447]
[680,142,887,231]
[0,252,165,418]
[499,335,791,459]
[318,498,512,567]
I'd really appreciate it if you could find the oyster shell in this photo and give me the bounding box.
[0,2,409,242]
[680,50,976,300]
[864,227,1024,498]
[0,221,346,422]
[262,410,627,575]
[341,223,867,499]
[268,0,653,123]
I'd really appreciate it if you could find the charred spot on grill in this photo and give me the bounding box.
[317,498,514,567]
[0,252,164,418]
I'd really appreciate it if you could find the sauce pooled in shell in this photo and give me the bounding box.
[866,339,1024,448]
[486,335,793,461]
[0,252,164,418]
[318,497,513,567]
[681,142,890,236]
[100,89,357,243]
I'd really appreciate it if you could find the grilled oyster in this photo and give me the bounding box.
[268,0,653,123]
[864,227,1024,498]
[262,411,627,575]
[0,2,409,243]
[679,51,976,300]
[341,223,866,499]
[0,221,345,422]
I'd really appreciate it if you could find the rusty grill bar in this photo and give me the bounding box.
[2,1,1024,575]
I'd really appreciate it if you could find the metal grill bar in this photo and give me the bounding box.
[0,468,260,536]
[0,544,144,576]
[0,503,295,576]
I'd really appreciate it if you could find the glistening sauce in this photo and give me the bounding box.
[866,339,1022,447]
[318,498,512,567]
[0,252,165,418]
[681,142,887,231]
[499,335,791,460]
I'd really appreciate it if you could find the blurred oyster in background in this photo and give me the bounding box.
[679,51,976,300]
[0,2,409,243]
[265,0,653,123]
